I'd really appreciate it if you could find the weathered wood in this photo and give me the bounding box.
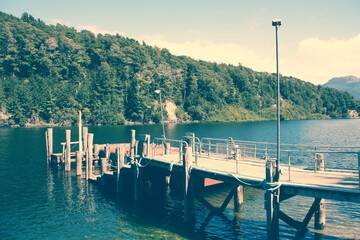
[46,128,53,163]
[265,158,279,240]
[87,133,94,179]
[316,153,325,171]
[85,147,89,180]
[101,158,107,175]
[78,111,82,153]
[76,151,82,176]
[314,198,326,230]
[234,185,244,212]
[183,146,194,223]
[132,160,139,201]
[295,198,321,239]
[130,129,136,159]
[116,147,125,192]
[82,127,88,154]
[65,130,71,171]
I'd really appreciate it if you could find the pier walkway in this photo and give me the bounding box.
[45,128,360,239]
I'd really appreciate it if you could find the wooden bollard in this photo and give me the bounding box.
[183,146,194,223]
[76,151,82,176]
[116,147,125,192]
[165,142,171,155]
[65,130,71,171]
[105,143,110,160]
[316,153,325,171]
[315,198,326,230]
[46,128,53,163]
[234,185,244,212]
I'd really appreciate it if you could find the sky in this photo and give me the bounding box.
[1,0,360,85]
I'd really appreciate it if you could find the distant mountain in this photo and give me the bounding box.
[323,76,360,100]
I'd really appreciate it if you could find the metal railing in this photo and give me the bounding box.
[152,137,188,162]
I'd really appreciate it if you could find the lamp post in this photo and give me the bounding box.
[272,19,281,182]
[155,89,166,138]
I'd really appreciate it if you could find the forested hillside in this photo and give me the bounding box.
[0,12,359,127]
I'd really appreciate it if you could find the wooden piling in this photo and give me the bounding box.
[87,133,94,179]
[65,130,71,171]
[78,111,83,153]
[130,129,136,159]
[101,158,107,175]
[183,146,194,223]
[265,158,280,240]
[116,147,125,192]
[314,198,326,230]
[46,128,53,163]
[234,185,244,212]
[76,151,82,176]
[82,127,88,154]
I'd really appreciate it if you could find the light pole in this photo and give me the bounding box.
[155,89,166,138]
[272,19,281,182]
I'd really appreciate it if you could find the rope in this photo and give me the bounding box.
[229,173,282,192]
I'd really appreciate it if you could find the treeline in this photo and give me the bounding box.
[0,12,359,126]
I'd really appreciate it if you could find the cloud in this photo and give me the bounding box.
[77,24,125,36]
[138,34,273,72]
[138,33,360,85]
[50,18,70,26]
[287,34,360,84]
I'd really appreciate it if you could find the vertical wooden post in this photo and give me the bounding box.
[165,142,171,155]
[116,147,125,192]
[65,130,71,171]
[358,152,360,188]
[315,198,326,230]
[76,151,82,176]
[315,153,325,171]
[183,146,194,223]
[46,128,53,163]
[130,129,136,160]
[87,133,94,179]
[234,185,244,212]
[78,111,83,153]
[265,158,279,240]
[132,159,139,201]
[82,127,88,155]
[85,147,89,180]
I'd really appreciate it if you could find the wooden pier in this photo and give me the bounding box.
[45,127,360,239]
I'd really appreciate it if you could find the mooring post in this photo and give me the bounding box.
[46,128,53,163]
[315,153,325,172]
[234,185,244,212]
[314,198,326,230]
[65,130,71,171]
[265,158,280,240]
[183,146,194,223]
[76,151,82,176]
[116,147,125,192]
[87,133,94,179]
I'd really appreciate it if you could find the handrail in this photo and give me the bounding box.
[152,137,189,162]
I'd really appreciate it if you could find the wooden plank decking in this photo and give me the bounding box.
[143,152,360,203]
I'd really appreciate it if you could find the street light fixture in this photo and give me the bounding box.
[272,19,281,182]
[155,89,166,138]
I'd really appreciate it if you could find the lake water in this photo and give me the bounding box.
[0,119,359,239]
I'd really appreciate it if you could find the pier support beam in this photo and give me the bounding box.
[86,133,94,180]
[76,151,82,176]
[65,130,71,171]
[265,158,280,240]
[314,198,326,230]
[45,128,53,163]
[116,147,125,192]
[82,127,88,155]
[234,185,244,212]
[183,146,195,223]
